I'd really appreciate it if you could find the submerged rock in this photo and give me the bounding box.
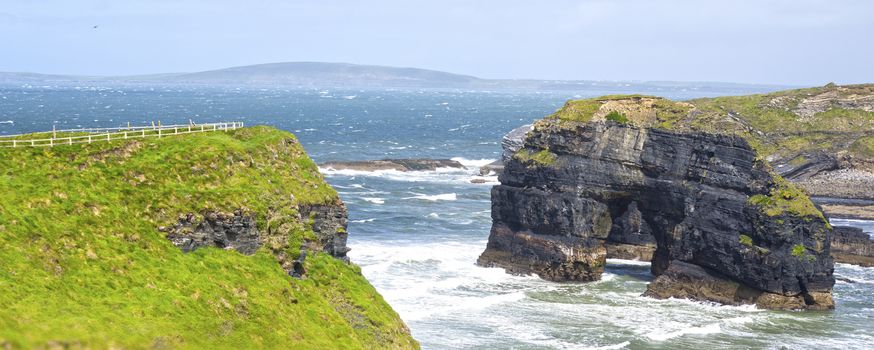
[479,113,835,310]
[321,159,465,172]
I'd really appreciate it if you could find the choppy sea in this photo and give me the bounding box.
[2,83,871,349]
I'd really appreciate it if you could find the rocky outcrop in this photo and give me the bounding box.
[300,203,350,261]
[479,117,835,310]
[831,226,874,267]
[501,124,534,162]
[321,159,465,172]
[479,125,533,176]
[164,210,261,254]
[163,202,350,275]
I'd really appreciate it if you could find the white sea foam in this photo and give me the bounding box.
[427,213,440,219]
[590,342,631,350]
[351,218,376,224]
[0,120,13,124]
[362,197,385,204]
[451,157,496,168]
[405,193,457,201]
[606,258,652,266]
[644,322,721,341]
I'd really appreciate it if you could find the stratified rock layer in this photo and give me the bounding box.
[831,226,874,267]
[478,120,835,310]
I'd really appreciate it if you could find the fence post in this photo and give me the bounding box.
[13,140,16,148]
[88,135,92,144]
[69,137,72,145]
[124,132,127,139]
[107,133,110,141]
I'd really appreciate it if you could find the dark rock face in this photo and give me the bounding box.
[605,202,656,261]
[644,260,833,310]
[320,159,465,172]
[165,210,261,254]
[831,226,874,267]
[300,203,350,262]
[478,120,835,310]
[163,203,350,273]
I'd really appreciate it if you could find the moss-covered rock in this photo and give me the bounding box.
[0,126,418,349]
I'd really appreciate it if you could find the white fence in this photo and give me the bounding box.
[0,122,244,148]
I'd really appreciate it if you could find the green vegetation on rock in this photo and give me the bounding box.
[514,148,558,166]
[549,84,874,166]
[739,234,754,247]
[792,244,806,257]
[748,176,824,222]
[605,111,629,124]
[548,95,693,129]
[0,126,417,349]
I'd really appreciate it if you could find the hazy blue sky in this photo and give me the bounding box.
[1,0,872,85]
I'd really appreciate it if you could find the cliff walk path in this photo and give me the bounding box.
[0,121,244,148]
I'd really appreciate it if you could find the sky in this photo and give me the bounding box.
[1,0,872,85]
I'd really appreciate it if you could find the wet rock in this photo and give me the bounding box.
[644,260,834,310]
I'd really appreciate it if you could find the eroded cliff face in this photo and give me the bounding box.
[478,119,836,310]
[163,202,349,276]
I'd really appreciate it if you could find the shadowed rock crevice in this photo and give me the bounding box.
[478,118,835,310]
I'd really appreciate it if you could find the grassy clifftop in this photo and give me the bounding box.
[549,84,874,167]
[0,126,417,349]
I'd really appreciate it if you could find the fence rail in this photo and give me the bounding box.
[0,122,244,148]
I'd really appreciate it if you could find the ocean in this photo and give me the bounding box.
[1,84,872,349]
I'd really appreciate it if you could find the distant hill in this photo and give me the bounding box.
[0,62,793,93]
[170,62,481,87]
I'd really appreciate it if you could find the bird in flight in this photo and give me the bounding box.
[93,25,99,29]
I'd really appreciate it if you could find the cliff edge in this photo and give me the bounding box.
[0,126,417,349]
[479,97,836,310]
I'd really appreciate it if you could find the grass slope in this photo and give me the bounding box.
[0,126,417,349]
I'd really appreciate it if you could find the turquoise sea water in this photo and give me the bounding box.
[1,84,871,349]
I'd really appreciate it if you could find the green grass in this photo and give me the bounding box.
[605,111,629,124]
[747,176,825,222]
[548,99,602,123]
[547,95,693,128]
[514,148,557,166]
[792,244,806,257]
[0,126,417,349]
[739,234,754,247]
